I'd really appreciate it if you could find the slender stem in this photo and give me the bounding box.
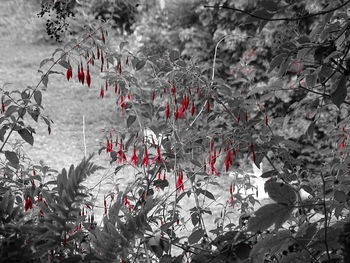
[320,173,331,261]
[204,1,350,22]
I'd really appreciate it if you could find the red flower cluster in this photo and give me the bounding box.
[207,141,219,175]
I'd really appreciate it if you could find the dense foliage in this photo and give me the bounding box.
[1,0,350,262]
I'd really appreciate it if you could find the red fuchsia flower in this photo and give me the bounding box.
[130,147,138,165]
[66,67,73,81]
[178,105,185,118]
[97,47,100,60]
[174,108,179,120]
[265,115,268,126]
[127,93,132,100]
[125,56,129,65]
[250,143,256,163]
[106,139,113,152]
[86,65,91,87]
[37,193,42,202]
[206,100,211,112]
[104,199,107,214]
[224,149,233,172]
[229,183,234,196]
[176,172,184,192]
[152,91,156,101]
[142,148,149,167]
[338,140,346,150]
[152,147,163,163]
[117,149,127,163]
[165,103,170,119]
[101,30,106,44]
[24,197,33,211]
[191,102,195,116]
[100,87,104,98]
[80,63,85,85]
[119,96,125,111]
[101,51,104,65]
[115,84,119,93]
[157,172,161,179]
[105,80,108,91]
[181,95,189,110]
[171,82,176,95]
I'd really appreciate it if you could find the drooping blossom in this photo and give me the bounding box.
[101,30,105,44]
[66,68,73,81]
[130,147,138,165]
[86,65,91,87]
[171,82,176,95]
[176,171,184,192]
[191,102,195,116]
[165,103,170,119]
[152,147,163,163]
[142,148,149,167]
[338,140,346,150]
[224,149,233,172]
[80,62,85,85]
[104,199,107,214]
[24,197,33,211]
[100,87,104,98]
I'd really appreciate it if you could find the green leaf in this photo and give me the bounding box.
[34,90,42,105]
[135,60,146,71]
[5,151,19,166]
[5,105,18,117]
[18,128,34,146]
[250,230,293,263]
[58,60,71,69]
[119,41,129,51]
[153,179,169,190]
[269,53,288,73]
[169,50,180,62]
[247,203,293,232]
[42,74,49,88]
[198,189,215,200]
[306,74,317,88]
[126,115,136,128]
[264,181,296,205]
[331,75,347,108]
[188,228,204,244]
[261,170,278,178]
[39,57,54,68]
[334,190,347,203]
[261,0,278,12]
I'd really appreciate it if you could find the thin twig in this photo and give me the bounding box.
[320,173,331,262]
[204,1,350,22]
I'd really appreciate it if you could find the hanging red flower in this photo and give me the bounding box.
[24,197,33,211]
[152,147,163,163]
[224,149,233,172]
[66,67,72,81]
[86,65,91,87]
[142,148,149,167]
[101,30,106,44]
[250,143,256,163]
[100,87,104,98]
[176,172,184,192]
[130,147,138,165]
[191,102,195,116]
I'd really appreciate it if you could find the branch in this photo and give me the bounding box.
[204,1,350,22]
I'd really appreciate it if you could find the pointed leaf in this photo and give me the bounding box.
[331,75,347,108]
[247,203,293,232]
[34,90,42,106]
[188,229,205,244]
[127,115,136,128]
[5,151,19,166]
[264,181,296,205]
[18,128,34,145]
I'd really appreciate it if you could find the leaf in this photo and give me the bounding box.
[268,53,287,73]
[198,189,215,200]
[247,203,293,232]
[169,50,180,62]
[153,179,169,190]
[5,105,18,117]
[5,151,19,166]
[331,75,347,108]
[34,90,42,105]
[264,181,296,205]
[334,190,347,203]
[39,57,54,68]
[306,74,317,88]
[42,74,49,88]
[261,0,278,12]
[18,129,34,146]
[126,115,136,128]
[188,229,204,244]
[135,60,146,71]
[58,60,71,69]
[261,170,278,178]
[250,230,293,263]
